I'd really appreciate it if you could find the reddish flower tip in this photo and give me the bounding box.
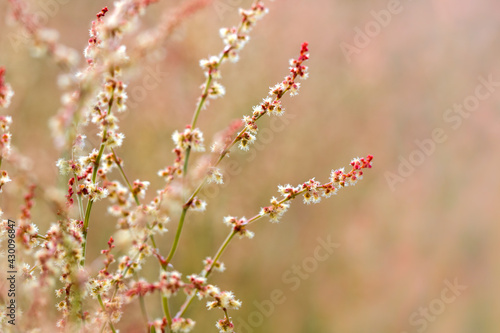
[96,7,109,20]
[301,42,309,52]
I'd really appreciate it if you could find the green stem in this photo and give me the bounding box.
[223,308,230,323]
[165,45,236,268]
[204,231,236,277]
[180,67,214,178]
[164,114,255,268]
[164,208,187,267]
[91,139,107,183]
[80,199,93,266]
[191,74,212,129]
[182,146,192,176]
[162,293,172,328]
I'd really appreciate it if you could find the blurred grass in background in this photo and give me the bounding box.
[1,0,499,332]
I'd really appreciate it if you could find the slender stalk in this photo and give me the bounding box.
[204,231,236,277]
[162,293,172,328]
[80,199,93,266]
[180,61,215,177]
[165,50,230,267]
[190,74,212,129]
[223,308,231,323]
[165,208,187,266]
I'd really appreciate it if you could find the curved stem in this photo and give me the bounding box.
[165,207,188,267]
[181,64,214,177]
[162,293,172,328]
[204,231,236,277]
[191,75,213,129]
[80,200,93,266]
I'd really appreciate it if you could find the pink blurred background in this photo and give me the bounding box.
[1,0,499,332]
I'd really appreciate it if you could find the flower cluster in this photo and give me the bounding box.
[206,290,241,310]
[258,155,374,222]
[0,67,14,108]
[172,126,205,152]
[260,197,291,223]
[87,278,112,299]
[88,75,128,149]
[50,5,124,150]
[0,170,11,193]
[84,7,109,65]
[217,2,268,63]
[157,148,183,183]
[203,257,226,273]
[223,216,254,238]
[216,317,235,333]
[79,182,109,201]
[235,42,309,151]
[207,168,224,184]
[131,179,150,199]
[332,155,374,187]
[171,318,196,333]
[200,1,267,73]
[0,68,13,193]
[206,289,241,333]
[188,197,208,212]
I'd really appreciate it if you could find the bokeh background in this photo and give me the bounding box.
[1,0,499,332]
